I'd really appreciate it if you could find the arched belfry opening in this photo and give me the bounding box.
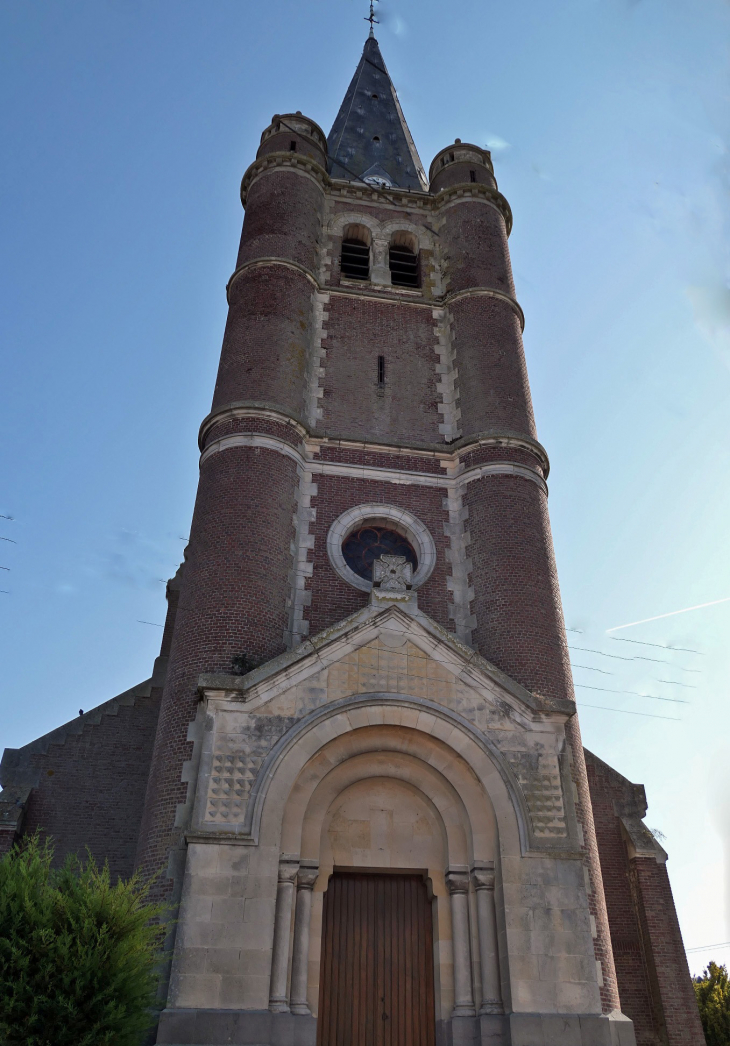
[340,224,371,281]
[389,231,419,288]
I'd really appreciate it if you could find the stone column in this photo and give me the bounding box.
[472,864,503,1014]
[269,858,299,1012]
[289,863,319,1015]
[371,238,390,286]
[446,869,476,1017]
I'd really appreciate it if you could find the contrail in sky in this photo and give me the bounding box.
[607,597,730,633]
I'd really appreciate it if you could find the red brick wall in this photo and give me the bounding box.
[256,128,326,167]
[430,162,497,192]
[586,752,659,1043]
[450,296,535,438]
[566,719,622,1013]
[235,169,324,272]
[202,414,304,450]
[306,472,451,639]
[320,296,442,443]
[464,474,571,702]
[632,859,705,1045]
[136,446,299,890]
[214,265,315,415]
[19,689,162,881]
[439,200,515,295]
[586,750,706,1044]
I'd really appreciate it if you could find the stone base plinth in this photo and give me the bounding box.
[156,1008,635,1046]
[156,1009,316,1046]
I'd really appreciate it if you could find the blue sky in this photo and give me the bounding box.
[1,0,729,973]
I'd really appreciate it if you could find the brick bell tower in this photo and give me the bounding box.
[132,30,669,1046]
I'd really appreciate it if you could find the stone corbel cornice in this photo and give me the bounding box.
[199,401,309,451]
[226,257,319,302]
[445,287,525,330]
[434,183,513,234]
[240,152,329,206]
[238,156,513,237]
[225,258,526,329]
[199,403,550,477]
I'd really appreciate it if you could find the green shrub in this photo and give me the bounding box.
[0,835,167,1046]
[695,962,730,1046]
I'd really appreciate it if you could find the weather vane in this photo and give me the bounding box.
[365,0,379,37]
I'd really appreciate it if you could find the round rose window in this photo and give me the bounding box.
[342,526,418,582]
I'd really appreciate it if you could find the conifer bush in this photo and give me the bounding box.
[695,962,730,1046]
[0,835,167,1046]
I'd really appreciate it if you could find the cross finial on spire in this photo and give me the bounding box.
[365,0,379,38]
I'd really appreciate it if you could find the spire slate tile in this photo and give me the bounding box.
[327,36,427,191]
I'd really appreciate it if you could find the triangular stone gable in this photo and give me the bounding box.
[199,603,572,726]
[197,605,578,847]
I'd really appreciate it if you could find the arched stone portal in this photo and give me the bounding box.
[162,605,620,1046]
[270,723,502,1024]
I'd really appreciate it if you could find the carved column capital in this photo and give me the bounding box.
[471,863,495,891]
[297,864,319,890]
[277,858,300,885]
[445,869,471,895]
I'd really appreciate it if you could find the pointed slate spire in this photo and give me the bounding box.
[327,36,427,192]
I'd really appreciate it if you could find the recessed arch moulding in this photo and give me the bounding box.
[160,605,623,1045]
[328,210,436,289]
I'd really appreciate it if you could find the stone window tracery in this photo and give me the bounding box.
[342,525,417,582]
[327,503,436,593]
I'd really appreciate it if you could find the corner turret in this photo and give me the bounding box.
[429,140,497,193]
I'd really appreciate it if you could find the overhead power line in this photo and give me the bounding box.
[610,637,702,654]
[579,702,680,722]
[575,685,689,704]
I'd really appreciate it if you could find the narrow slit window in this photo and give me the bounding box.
[289,140,297,152]
[389,243,419,288]
[470,170,476,182]
[340,238,370,281]
[377,355,385,386]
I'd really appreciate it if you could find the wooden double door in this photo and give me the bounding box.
[317,872,436,1046]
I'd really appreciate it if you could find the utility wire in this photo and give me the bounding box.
[575,685,689,704]
[570,645,634,661]
[610,636,701,654]
[579,702,680,722]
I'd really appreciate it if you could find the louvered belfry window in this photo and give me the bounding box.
[389,242,419,288]
[340,238,370,281]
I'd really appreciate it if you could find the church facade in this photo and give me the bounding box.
[0,34,704,1046]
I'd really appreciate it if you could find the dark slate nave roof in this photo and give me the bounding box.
[327,36,428,192]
